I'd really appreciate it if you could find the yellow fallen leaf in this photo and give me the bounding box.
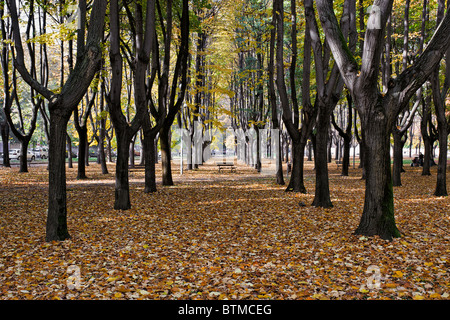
[392,271,403,278]
[386,283,397,288]
[429,293,441,299]
[359,288,369,293]
[413,295,424,300]
[114,292,123,298]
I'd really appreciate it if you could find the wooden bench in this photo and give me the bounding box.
[335,160,343,169]
[217,162,236,173]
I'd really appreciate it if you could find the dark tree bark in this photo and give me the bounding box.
[274,0,316,193]
[420,89,437,176]
[107,0,146,210]
[0,4,11,168]
[0,115,11,167]
[157,0,189,186]
[317,0,450,240]
[431,0,449,197]
[2,0,40,173]
[305,0,355,208]
[268,8,284,185]
[7,0,107,241]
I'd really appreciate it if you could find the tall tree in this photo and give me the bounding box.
[316,0,450,240]
[274,0,316,193]
[331,93,353,176]
[268,0,284,185]
[7,0,107,241]
[431,0,449,197]
[305,0,355,208]
[2,0,44,173]
[107,0,148,210]
[156,0,190,186]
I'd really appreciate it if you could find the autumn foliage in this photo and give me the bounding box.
[0,161,449,300]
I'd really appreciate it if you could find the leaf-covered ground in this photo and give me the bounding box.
[0,160,449,300]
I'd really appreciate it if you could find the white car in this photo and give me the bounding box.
[9,149,21,160]
[10,149,35,161]
[38,147,49,159]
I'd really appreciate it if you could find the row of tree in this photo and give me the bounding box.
[1,0,449,242]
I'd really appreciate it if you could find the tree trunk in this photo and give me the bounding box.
[160,125,173,186]
[0,119,11,167]
[354,111,401,241]
[66,134,73,168]
[342,136,351,176]
[275,130,285,185]
[143,128,157,193]
[420,99,433,176]
[255,127,261,172]
[312,105,333,208]
[46,112,71,241]
[77,126,88,179]
[285,139,307,193]
[114,131,131,210]
[19,139,30,173]
[129,138,135,169]
[392,129,405,187]
[434,122,448,196]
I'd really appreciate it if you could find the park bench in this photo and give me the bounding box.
[335,159,343,169]
[216,162,236,173]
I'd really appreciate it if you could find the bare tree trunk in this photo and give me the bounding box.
[160,125,173,186]
[312,103,333,208]
[392,128,406,187]
[46,111,71,241]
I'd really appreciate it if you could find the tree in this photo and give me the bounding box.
[267,0,284,185]
[155,0,190,186]
[331,94,353,176]
[305,0,355,208]
[1,0,43,173]
[274,0,316,193]
[316,0,450,240]
[7,0,107,241]
[107,0,147,210]
[431,0,449,197]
